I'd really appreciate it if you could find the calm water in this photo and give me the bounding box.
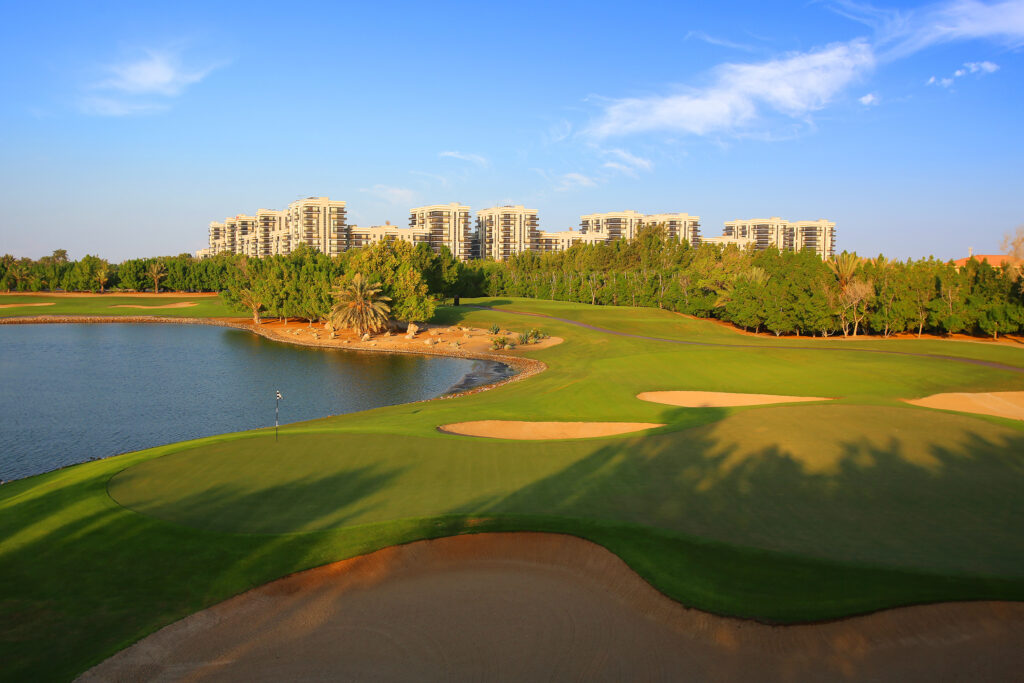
[0,324,510,481]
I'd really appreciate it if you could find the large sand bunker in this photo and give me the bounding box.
[0,302,55,309]
[905,391,1024,421]
[77,533,1024,682]
[638,390,831,407]
[109,302,198,309]
[438,420,663,439]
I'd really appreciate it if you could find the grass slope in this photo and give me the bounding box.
[2,297,1024,680]
[0,293,233,318]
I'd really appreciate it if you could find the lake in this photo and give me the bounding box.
[0,324,511,481]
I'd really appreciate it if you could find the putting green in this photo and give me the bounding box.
[109,404,1024,577]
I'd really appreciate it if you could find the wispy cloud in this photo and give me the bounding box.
[832,0,1024,59]
[554,172,597,191]
[409,170,450,187]
[927,59,1000,86]
[79,98,169,117]
[81,47,222,116]
[587,39,874,138]
[439,150,489,166]
[685,30,755,52]
[858,92,880,105]
[359,184,418,205]
[600,148,653,176]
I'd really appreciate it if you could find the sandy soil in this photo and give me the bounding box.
[76,532,1024,683]
[109,302,198,309]
[438,420,664,439]
[638,390,832,407]
[0,302,55,309]
[254,319,562,359]
[904,392,1024,421]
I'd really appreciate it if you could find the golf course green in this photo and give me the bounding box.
[2,296,1024,681]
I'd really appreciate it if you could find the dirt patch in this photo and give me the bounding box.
[905,392,1024,421]
[438,420,663,439]
[76,532,1024,683]
[0,302,55,309]
[638,391,832,407]
[109,302,198,309]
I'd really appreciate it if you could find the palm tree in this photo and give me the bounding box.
[827,252,859,288]
[95,264,110,293]
[329,273,391,336]
[146,261,167,293]
[7,262,28,291]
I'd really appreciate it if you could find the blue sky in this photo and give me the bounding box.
[0,0,1021,261]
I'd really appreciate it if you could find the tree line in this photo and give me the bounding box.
[459,225,1024,339]
[4,225,1023,337]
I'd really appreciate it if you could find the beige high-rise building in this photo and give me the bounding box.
[580,211,646,241]
[348,222,431,250]
[535,229,609,253]
[580,211,701,244]
[204,198,346,258]
[703,217,836,257]
[476,206,540,260]
[408,203,474,261]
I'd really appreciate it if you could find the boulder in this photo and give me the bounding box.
[361,333,371,341]
[407,323,420,336]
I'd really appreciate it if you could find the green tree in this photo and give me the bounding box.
[147,260,167,293]
[330,273,392,336]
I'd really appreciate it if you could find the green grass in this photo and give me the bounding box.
[0,293,234,318]
[2,296,1024,680]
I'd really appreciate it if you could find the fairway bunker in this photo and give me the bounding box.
[437,420,663,439]
[109,302,198,309]
[76,533,1024,683]
[638,390,832,407]
[905,391,1024,421]
[0,302,55,309]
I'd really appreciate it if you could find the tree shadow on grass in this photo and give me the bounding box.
[445,415,1024,578]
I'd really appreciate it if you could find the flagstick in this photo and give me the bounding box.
[275,390,282,441]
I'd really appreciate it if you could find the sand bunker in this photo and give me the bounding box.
[905,392,1024,421]
[77,533,1024,682]
[638,390,831,407]
[0,302,55,309]
[438,420,663,439]
[109,302,198,309]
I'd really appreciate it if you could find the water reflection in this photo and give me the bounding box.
[0,324,502,481]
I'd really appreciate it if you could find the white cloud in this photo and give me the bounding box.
[81,47,222,116]
[96,50,216,96]
[359,185,418,205]
[554,173,597,192]
[439,150,489,166]
[78,97,169,116]
[859,92,880,105]
[927,59,1000,86]
[684,31,755,52]
[965,60,1000,72]
[834,0,1024,59]
[587,39,874,138]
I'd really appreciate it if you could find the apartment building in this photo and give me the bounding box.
[703,218,836,258]
[580,211,701,244]
[348,222,431,250]
[204,198,346,258]
[535,229,609,253]
[580,211,646,241]
[409,203,474,261]
[476,206,540,260]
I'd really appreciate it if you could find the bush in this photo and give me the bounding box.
[488,323,501,334]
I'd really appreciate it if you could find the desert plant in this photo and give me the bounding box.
[488,323,501,334]
[490,335,507,350]
[146,261,167,293]
[330,273,392,336]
